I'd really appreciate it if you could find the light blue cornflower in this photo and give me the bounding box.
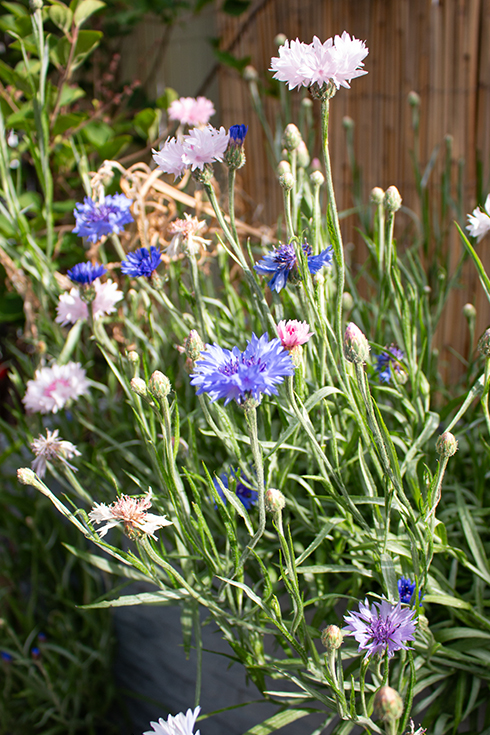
[121,246,162,278]
[254,240,332,292]
[72,194,133,243]
[343,598,417,659]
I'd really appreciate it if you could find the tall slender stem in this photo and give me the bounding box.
[237,405,266,569]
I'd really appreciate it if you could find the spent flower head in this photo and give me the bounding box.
[89,489,172,540]
[255,241,332,293]
[72,194,133,243]
[30,429,81,478]
[168,96,215,126]
[23,362,90,414]
[121,246,162,278]
[190,333,295,406]
[167,214,210,258]
[144,707,201,735]
[343,598,417,658]
[467,194,490,242]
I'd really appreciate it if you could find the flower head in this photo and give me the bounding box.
[375,344,405,383]
[397,577,424,606]
[467,194,490,242]
[89,489,172,540]
[121,246,162,278]
[277,319,313,350]
[30,429,81,478]
[56,279,123,326]
[169,96,215,126]
[190,333,295,406]
[153,137,187,179]
[167,214,210,258]
[181,125,230,171]
[228,124,248,145]
[72,194,133,243]
[270,32,368,94]
[144,707,200,735]
[225,124,248,169]
[254,241,332,292]
[343,598,417,658]
[67,261,106,285]
[23,362,90,414]
[214,469,258,510]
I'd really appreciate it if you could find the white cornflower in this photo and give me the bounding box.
[23,362,90,414]
[167,214,211,258]
[168,96,215,126]
[152,137,187,179]
[467,194,490,242]
[270,32,368,92]
[89,489,173,540]
[55,278,123,326]
[30,429,81,478]
[181,126,229,171]
[144,707,201,735]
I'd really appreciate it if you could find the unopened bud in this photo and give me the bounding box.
[274,33,287,47]
[342,116,354,131]
[384,185,402,213]
[463,303,476,320]
[478,328,490,356]
[342,292,354,311]
[127,350,139,365]
[30,0,43,9]
[282,123,302,152]
[343,322,370,364]
[265,487,286,513]
[296,140,310,168]
[408,90,421,107]
[130,377,148,398]
[149,371,171,399]
[279,172,295,191]
[184,330,204,361]
[373,686,403,723]
[243,65,258,82]
[321,624,343,650]
[370,187,385,205]
[17,467,37,485]
[277,160,291,176]
[436,431,458,457]
[301,97,313,109]
[310,170,324,187]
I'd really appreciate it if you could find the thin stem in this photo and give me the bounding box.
[187,250,207,340]
[283,187,295,240]
[228,168,239,245]
[237,405,266,569]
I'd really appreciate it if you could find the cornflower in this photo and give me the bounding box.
[254,241,332,292]
[23,362,90,414]
[168,96,215,126]
[375,344,405,383]
[343,598,417,658]
[144,707,201,735]
[121,246,162,278]
[166,214,211,258]
[89,489,172,540]
[467,194,490,242]
[153,125,230,178]
[67,261,106,285]
[72,194,133,243]
[277,320,313,350]
[30,429,81,478]
[56,279,123,326]
[398,577,424,606]
[214,469,258,510]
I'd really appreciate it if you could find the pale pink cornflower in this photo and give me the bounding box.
[30,428,81,478]
[271,32,368,92]
[467,194,490,242]
[23,362,90,414]
[88,489,172,539]
[168,96,215,126]
[144,707,201,735]
[167,214,211,258]
[181,125,230,171]
[277,320,313,350]
[55,278,123,326]
[152,137,187,179]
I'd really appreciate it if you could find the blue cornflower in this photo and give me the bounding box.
[190,332,295,406]
[72,194,133,244]
[254,241,332,292]
[67,261,106,285]
[343,598,417,659]
[121,246,162,278]
[375,344,404,383]
[1,651,13,662]
[214,469,258,510]
[398,577,423,606]
[228,124,248,144]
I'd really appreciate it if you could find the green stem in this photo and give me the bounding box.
[283,187,295,240]
[481,356,490,436]
[237,405,266,569]
[228,168,239,245]
[187,249,207,340]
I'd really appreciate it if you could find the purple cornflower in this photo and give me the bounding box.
[375,344,404,383]
[121,246,162,278]
[67,261,106,285]
[254,241,332,292]
[214,469,258,510]
[343,598,417,658]
[190,332,295,406]
[72,194,133,244]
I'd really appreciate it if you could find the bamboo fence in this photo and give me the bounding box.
[216,0,490,375]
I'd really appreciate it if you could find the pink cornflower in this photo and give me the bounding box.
[167,214,211,258]
[277,320,313,350]
[181,126,230,171]
[270,32,368,93]
[23,362,90,414]
[467,194,490,242]
[30,429,81,478]
[88,489,172,539]
[55,278,123,326]
[152,137,187,179]
[168,96,215,126]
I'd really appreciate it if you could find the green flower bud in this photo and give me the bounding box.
[370,187,385,204]
[184,329,204,361]
[282,123,302,152]
[17,467,38,485]
[373,686,403,723]
[343,322,370,364]
[408,90,421,107]
[243,65,258,82]
[277,160,291,176]
[301,97,313,109]
[463,303,476,320]
[310,170,324,187]
[384,185,402,212]
[274,33,287,47]
[436,431,458,457]
[296,141,310,168]
[149,371,171,399]
[265,487,286,513]
[478,328,490,356]
[130,377,148,398]
[342,115,354,131]
[279,172,295,191]
[127,350,139,365]
[342,292,354,312]
[321,624,343,650]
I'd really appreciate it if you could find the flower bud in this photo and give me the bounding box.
[408,90,421,107]
[225,124,248,170]
[436,431,458,457]
[373,686,403,723]
[343,322,370,364]
[243,65,258,82]
[274,33,287,47]
[30,0,43,9]
[127,350,139,365]
[130,377,148,398]
[17,467,37,485]
[265,487,286,513]
[370,187,385,204]
[149,371,171,399]
[279,172,295,191]
[384,185,402,213]
[184,329,204,361]
[310,170,324,187]
[282,123,302,152]
[301,97,313,109]
[321,624,343,650]
[342,116,354,131]
[342,292,354,312]
[462,303,476,320]
[277,160,291,176]
[478,328,490,356]
[296,141,310,168]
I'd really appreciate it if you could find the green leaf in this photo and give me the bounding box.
[380,553,399,601]
[457,222,490,303]
[51,111,87,136]
[73,0,105,26]
[435,627,490,643]
[81,119,112,146]
[63,544,149,581]
[57,83,85,107]
[156,87,178,109]
[48,3,73,32]
[423,593,472,610]
[2,2,28,17]
[96,134,132,160]
[456,489,490,585]
[81,589,189,608]
[56,29,102,70]
[241,709,315,735]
